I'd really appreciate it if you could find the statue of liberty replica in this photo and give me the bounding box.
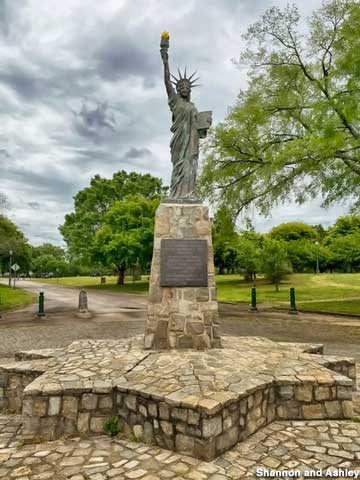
[160,31,212,199]
[144,32,220,350]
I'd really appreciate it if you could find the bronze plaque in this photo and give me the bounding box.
[160,239,208,287]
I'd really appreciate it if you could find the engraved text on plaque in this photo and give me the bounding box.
[160,239,208,287]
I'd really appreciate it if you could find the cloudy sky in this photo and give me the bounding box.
[0,0,350,246]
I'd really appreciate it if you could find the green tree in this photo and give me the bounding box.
[200,0,360,217]
[31,243,66,260]
[0,216,31,275]
[212,207,239,274]
[60,171,166,264]
[31,254,69,277]
[325,215,360,271]
[236,236,261,282]
[261,239,292,292]
[269,222,317,242]
[269,222,319,272]
[327,233,360,272]
[214,243,239,275]
[94,196,159,284]
[326,215,360,238]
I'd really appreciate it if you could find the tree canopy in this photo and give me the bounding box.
[94,196,159,284]
[31,243,66,260]
[200,0,360,218]
[269,222,318,242]
[60,171,166,265]
[0,215,30,274]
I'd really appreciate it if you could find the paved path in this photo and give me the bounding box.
[1,280,360,361]
[0,280,147,357]
[0,279,147,314]
[0,415,359,479]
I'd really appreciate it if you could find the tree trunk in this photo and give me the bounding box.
[275,283,279,292]
[117,266,125,285]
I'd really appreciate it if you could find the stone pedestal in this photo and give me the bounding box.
[144,202,221,350]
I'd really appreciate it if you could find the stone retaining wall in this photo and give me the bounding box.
[21,376,354,460]
[0,353,55,414]
[0,370,42,413]
[323,359,357,388]
[4,338,357,460]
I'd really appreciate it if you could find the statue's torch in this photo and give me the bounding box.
[160,31,170,51]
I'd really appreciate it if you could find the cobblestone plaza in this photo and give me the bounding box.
[0,333,359,478]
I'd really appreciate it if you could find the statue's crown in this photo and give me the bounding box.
[171,68,200,89]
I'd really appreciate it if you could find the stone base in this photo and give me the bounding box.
[145,202,221,350]
[0,336,357,460]
[76,311,92,319]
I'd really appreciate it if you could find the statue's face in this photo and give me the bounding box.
[177,81,191,98]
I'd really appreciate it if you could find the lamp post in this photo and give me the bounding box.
[315,241,320,274]
[8,249,12,287]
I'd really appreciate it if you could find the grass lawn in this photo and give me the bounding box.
[297,300,360,316]
[0,283,36,312]
[32,273,360,315]
[31,276,149,295]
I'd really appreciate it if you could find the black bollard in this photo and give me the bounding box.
[289,287,298,315]
[250,287,258,312]
[38,291,45,317]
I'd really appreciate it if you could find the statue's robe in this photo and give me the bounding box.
[168,91,199,198]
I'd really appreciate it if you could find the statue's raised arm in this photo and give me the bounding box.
[160,32,174,98]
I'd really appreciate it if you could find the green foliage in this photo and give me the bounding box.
[325,215,360,271]
[0,284,35,312]
[103,417,120,437]
[260,239,292,291]
[128,433,143,443]
[326,232,360,272]
[200,0,360,217]
[212,207,239,274]
[60,171,166,266]
[270,223,317,242]
[31,243,66,260]
[326,215,360,238]
[236,234,262,281]
[0,215,31,274]
[94,196,159,284]
[31,254,69,277]
[212,211,360,275]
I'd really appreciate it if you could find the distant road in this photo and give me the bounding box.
[0,279,147,314]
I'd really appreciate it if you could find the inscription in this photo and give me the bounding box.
[160,239,208,287]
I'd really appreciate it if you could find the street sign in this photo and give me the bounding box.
[11,263,20,272]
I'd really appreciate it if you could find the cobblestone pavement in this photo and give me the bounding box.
[1,415,360,479]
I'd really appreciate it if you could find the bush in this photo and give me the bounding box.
[103,416,120,437]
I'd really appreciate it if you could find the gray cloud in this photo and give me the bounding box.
[27,201,40,209]
[0,65,44,100]
[124,147,151,159]
[72,100,116,143]
[0,0,328,246]
[0,148,10,158]
[95,39,158,82]
[0,0,26,37]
